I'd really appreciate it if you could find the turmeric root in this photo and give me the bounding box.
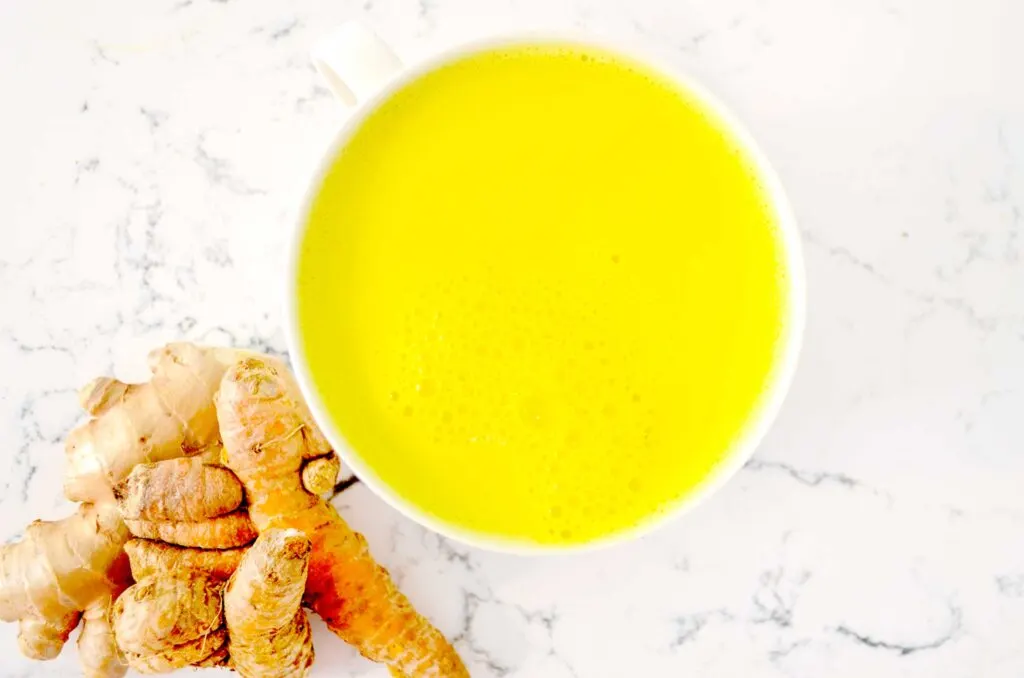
[301,452,342,496]
[112,571,226,674]
[115,456,244,521]
[225,529,315,677]
[124,510,257,548]
[125,538,247,581]
[217,357,468,677]
[123,628,228,674]
[0,502,131,677]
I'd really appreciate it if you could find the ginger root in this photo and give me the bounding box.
[5,341,467,676]
[217,357,468,677]
[225,529,315,677]
[78,592,129,678]
[6,346,251,673]
[115,456,244,521]
[66,343,330,504]
[0,502,131,677]
[64,343,251,503]
[16,612,81,660]
[195,643,231,668]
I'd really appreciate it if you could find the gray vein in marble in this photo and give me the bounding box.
[435,535,475,569]
[630,18,711,53]
[295,83,331,113]
[670,609,733,649]
[1007,205,1021,263]
[8,387,77,504]
[13,342,73,358]
[235,331,288,359]
[193,134,266,195]
[834,604,961,656]
[936,230,990,281]
[514,605,581,678]
[995,574,1024,597]
[804,230,1018,333]
[412,535,535,676]
[204,240,234,267]
[803,230,889,283]
[140,107,169,131]
[3,531,24,546]
[768,639,811,664]
[262,17,300,41]
[108,192,178,332]
[744,459,860,490]
[751,568,810,629]
[178,316,198,334]
[91,42,120,66]
[74,157,100,184]
[453,591,513,677]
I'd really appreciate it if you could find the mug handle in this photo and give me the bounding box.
[311,22,403,106]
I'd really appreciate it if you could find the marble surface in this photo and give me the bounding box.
[1,0,1022,676]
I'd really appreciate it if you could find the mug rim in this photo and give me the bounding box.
[284,29,806,555]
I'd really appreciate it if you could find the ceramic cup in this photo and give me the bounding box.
[284,22,806,554]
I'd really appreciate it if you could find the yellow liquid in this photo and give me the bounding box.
[298,44,787,546]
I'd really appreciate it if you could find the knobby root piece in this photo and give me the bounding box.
[195,643,231,668]
[0,502,131,676]
[194,443,226,466]
[112,573,224,655]
[225,529,315,677]
[124,628,228,674]
[17,612,81,660]
[65,344,256,503]
[79,377,130,415]
[301,453,341,496]
[1,343,324,676]
[124,510,256,549]
[218,358,468,678]
[66,343,328,503]
[78,591,130,678]
[124,539,247,581]
[115,457,244,522]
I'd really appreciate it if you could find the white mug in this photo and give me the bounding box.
[284,22,806,554]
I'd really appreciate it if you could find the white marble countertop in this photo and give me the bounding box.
[1,0,1022,676]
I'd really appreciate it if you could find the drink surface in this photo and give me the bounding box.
[298,43,787,545]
